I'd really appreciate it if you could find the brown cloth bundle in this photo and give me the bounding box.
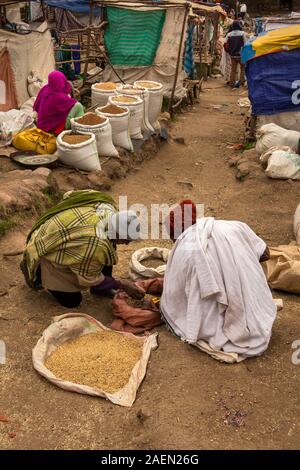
[0,48,18,111]
[110,279,164,334]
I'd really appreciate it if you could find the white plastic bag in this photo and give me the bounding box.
[27,71,47,98]
[129,246,170,280]
[116,84,154,133]
[109,95,144,140]
[96,105,133,152]
[256,123,300,155]
[294,204,300,246]
[20,97,37,120]
[32,313,158,407]
[260,146,291,164]
[0,109,34,146]
[71,113,118,157]
[56,130,100,171]
[265,148,300,180]
[134,81,163,132]
[91,82,119,107]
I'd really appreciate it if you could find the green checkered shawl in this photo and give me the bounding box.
[23,191,118,285]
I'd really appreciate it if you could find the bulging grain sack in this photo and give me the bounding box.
[294,204,300,246]
[134,81,163,132]
[129,246,170,280]
[109,95,143,140]
[71,112,118,157]
[256,123,300,155]
[264,148,300,180]
[32,312,158,407]
[96,104,133,152]
[57,130,100,171]
[116,84,154,133]
[91,82,119,107]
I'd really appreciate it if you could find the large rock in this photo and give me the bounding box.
[0,168,52,215]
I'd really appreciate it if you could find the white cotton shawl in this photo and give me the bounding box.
[160,217,277,358]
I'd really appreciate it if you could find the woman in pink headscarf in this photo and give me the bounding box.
[34,70,84,135]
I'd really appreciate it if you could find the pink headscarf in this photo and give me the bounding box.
[34,71,77,133]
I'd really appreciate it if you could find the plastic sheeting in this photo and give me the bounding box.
[0,48,18,112]
[1,22,55,108]
[246,48,300,116]
[31,0,95,14]
[242,25,300,63]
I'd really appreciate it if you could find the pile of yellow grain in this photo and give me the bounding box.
[111,95,138,104]
[95,82,118,90]
[136,81,161,89]
[45,331,143,393]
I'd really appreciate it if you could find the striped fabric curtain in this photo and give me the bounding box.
[104,7,166,67]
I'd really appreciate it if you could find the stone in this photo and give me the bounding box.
[242,148,260,162]
[176,180,194,190]
[87,171,112,190]
[0,167,54,216]
[33,167,51,178]
[174,137,185,145]
[228,156,241,167]
[236,161,250,180]
[103,158,126,180]
[159,112,171,121]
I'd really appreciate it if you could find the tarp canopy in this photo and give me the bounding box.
[242,25,300,64]
[30,0,93,13]
[0,21,55,108]
[246,47,300,116]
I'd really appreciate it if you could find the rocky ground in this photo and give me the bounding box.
[0,79,299,450]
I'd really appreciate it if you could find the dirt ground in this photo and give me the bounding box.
[0,80,300,450]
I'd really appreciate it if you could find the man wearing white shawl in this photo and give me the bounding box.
[161,217,277,363]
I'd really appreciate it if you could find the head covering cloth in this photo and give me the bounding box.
[34,70,77,133]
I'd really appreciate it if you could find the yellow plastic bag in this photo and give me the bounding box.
[12,128,57,155]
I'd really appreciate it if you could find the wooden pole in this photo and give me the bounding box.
[168,3,189,115]
[83,0,94,78]
[40,0,46,21]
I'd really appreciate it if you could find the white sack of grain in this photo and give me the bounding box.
[32,313,158,407]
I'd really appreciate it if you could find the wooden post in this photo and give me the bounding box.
[83,0,94,78]
[41,0,46,21]
[168,3,189,115]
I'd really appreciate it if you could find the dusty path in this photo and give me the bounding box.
[0,80,300,450]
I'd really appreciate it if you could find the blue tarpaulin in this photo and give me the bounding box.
[246,48,300,115]
[32,1,94,14]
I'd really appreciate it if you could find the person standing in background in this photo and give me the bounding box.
[239,2,247,20]
[224,20,246,88]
